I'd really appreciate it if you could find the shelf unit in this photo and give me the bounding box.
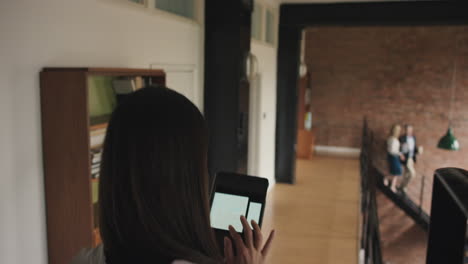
[40,67,165,264]
[296,74,315,159]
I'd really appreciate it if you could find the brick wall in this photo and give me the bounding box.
[305,26,468,212]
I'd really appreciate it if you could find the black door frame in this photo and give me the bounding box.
[275,1,468,184]
[204,0,253,182]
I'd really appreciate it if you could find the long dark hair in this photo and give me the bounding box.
[99,86,221,264]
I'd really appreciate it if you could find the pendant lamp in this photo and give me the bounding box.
[438,45,460,151]
[438,127,459,150]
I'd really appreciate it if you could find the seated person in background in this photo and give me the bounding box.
[398,124,423,193]
[72,86,274,264]
[386,124,405,190]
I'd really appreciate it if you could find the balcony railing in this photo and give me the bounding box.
[361,118,468,263]
[360,120,383,264]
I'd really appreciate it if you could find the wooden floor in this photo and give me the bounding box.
[262,157,360,264]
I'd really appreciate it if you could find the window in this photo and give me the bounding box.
[265,9,275,45]
[250,2,277,46]
[251,3,263,40]
[128,0,145,5]
[155,0,195,20]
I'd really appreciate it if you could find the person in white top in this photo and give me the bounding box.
[398,124,423,193]
[71,86,274,264]
[386,124,405,190]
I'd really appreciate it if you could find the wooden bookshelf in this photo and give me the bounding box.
[40,67,165,264]
[296,74,315,159]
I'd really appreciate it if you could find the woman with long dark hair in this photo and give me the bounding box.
[72,86,274,264]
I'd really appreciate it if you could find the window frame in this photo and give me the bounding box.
[127,0,147,6]
[109,0,201,25]
[154,0,198,22]
[250,0,278,48]
[264,8,276,46]
[251,2,264,41]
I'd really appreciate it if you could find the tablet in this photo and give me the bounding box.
[210,172,269,248]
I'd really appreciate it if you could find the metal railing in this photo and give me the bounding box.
[362,119,468,263]
[360,120,383,264]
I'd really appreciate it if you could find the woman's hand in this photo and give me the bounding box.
[418,146,424,155]
[399,154,406,161]
[224,216,275,264]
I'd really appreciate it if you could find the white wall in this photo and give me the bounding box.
[250,41,278,186]
[0,0,203,263]
[0,0,280,262]
[248,0,279,187]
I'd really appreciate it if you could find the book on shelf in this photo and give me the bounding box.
[91,172,100,179]
[90,148,102,155]
[112,78,134,94]
[91,164,100,178]
[91,166,100,174]
[90,134,105,149]
[91,150,102,162]
[90,127,106,149]
[90,148,102,179]
[134,76,144,90]
[112,76,144,95]
[92,155,102,165]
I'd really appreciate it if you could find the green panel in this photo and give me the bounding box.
[251,3,263,40]
[88,76,116,118]
[156,0,195,19]
[265,9,275,45]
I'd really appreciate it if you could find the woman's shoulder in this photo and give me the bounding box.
[70,245,195,264]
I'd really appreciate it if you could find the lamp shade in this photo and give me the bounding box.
[437,127,460,151]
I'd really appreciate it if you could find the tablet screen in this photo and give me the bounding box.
[210,192,264,231]
[211,192,248,231]
[246,202,262,224]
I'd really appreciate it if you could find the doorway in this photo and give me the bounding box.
[274,1,468,184]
